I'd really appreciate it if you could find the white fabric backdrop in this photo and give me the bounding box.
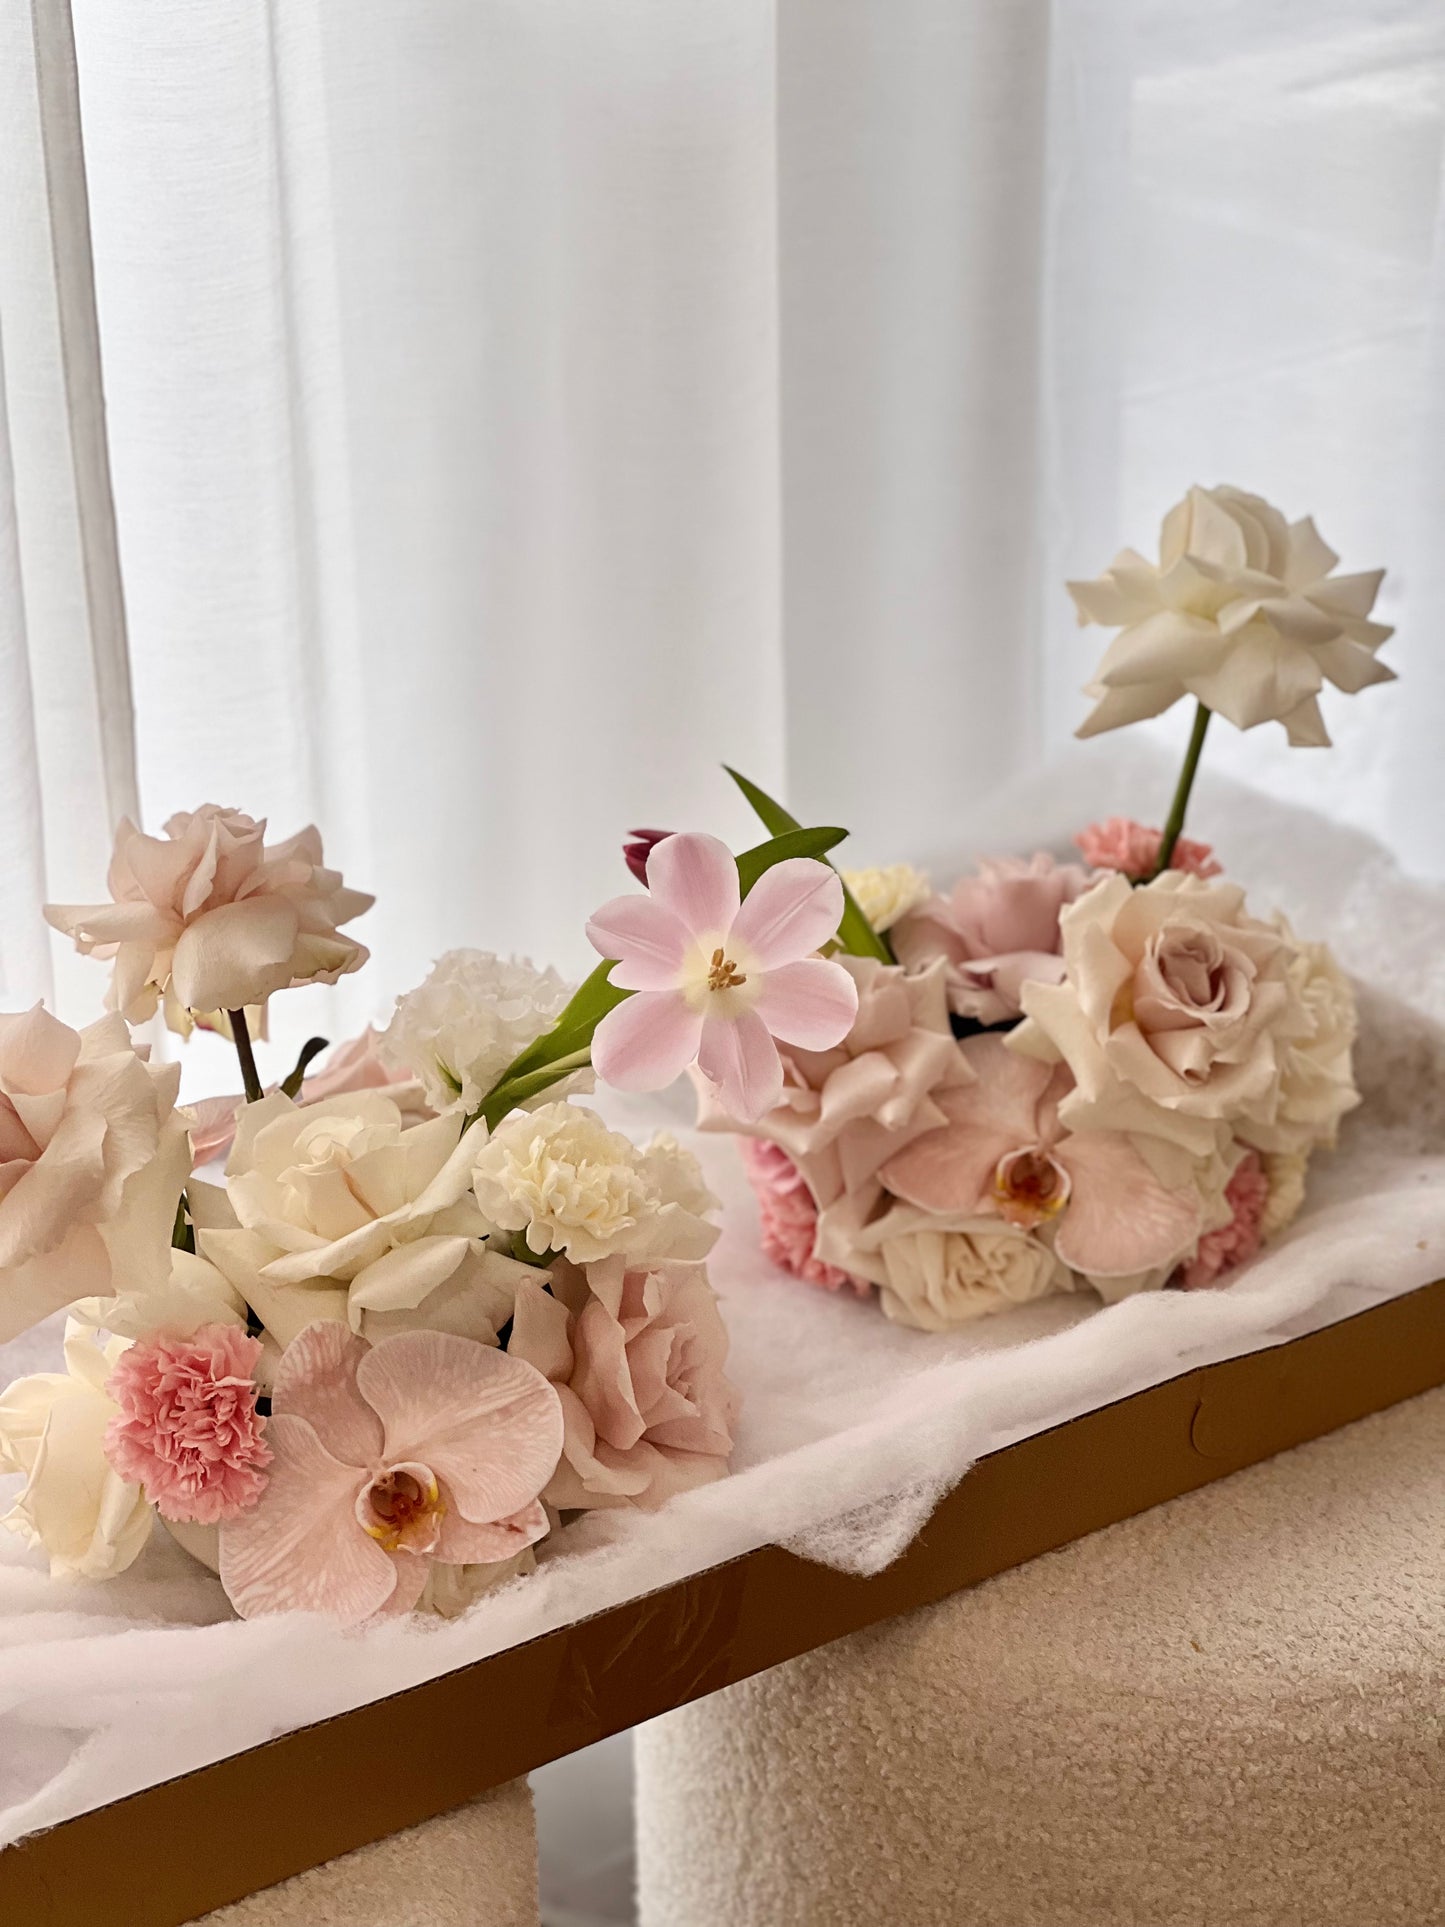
[4,0,1444,1077]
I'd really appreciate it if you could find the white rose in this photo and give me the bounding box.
[1070,485,1393,746]
[381,950,583,1113]
[859,1205,1068,1332]
[0,1321,154,1579]
[73,1247,247,1341]
[1237,935,1359,1156]
[194,1091,534,1349]
[840,864,933,933]
[1013,873,1311,1164]
[471,1102,719,1266]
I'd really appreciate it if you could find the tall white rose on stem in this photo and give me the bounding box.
[1069,486,1393,870]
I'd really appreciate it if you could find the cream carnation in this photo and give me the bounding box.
[194,1091,532,1350]
[1236,934,1359,1156]
[0,1005,191,1344]
[856,1205,1068,1332]
[1260,1150,1310,1240]
[0,1322,155,1579]
[45,806,372,1026]
[1069,485,1393,746]
[471,1103,719,1266]
[1013,872,1312,1164]
[381,950,580,1113]
[840,864,932,933]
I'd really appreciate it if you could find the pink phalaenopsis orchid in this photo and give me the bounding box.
[880,1034,1201,1280]
[218,1322,563,1623]
[586,833,859,1123]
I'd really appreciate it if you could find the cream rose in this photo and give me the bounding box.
[381,949,582,1113]
[1236,934,1359,1156]
[0,1005,191,1344]
[840,864,932,933]
[471,1102,719,1266]
[1013,873,1310,1162]
[45,806,373,1027]
[854,1204,1069,1332]
[1069,484,1393,746]
[0,1321,154,1579]
[194,1091,532,1349]
[508,1256,739,1509]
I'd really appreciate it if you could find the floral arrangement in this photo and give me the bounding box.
[0,482,1393,1618]
[0,808,860,1619]
[698,485,1389,1329]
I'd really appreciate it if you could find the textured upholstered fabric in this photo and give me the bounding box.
[636,1387,1445,1927]
[192,1778,540,1926]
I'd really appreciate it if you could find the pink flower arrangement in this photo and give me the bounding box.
[1180,1152,1269,1289]
[105,1323,271,1524]
[1074,817,1222,882]
[741,1139,859,1294]
[586,832,858,1121]
[218,1322,563,1623]
[891,854,1093,1023]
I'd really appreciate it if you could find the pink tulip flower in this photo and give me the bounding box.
[218,1321,563,1622]
[586,833,859,1123]
[881,1034,1201,1280]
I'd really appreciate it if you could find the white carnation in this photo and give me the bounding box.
[841,863,932,933]
[381,950,581,1113]
[472,1102,719,1266]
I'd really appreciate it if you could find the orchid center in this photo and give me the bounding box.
[992,1146,1071,1229]
[358,1461,445,1555]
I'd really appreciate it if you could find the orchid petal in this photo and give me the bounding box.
[591,990,704,1091]
[271,1319,384,1467]
[697,1009,783,1122]
[1053,1132,1200,1277]
[751,958,858,1049]
[434,1498,550,1565]
[644,833,740,940]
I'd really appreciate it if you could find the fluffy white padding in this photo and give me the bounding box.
[2,744,1443,1849]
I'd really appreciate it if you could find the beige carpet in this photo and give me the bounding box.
[193,1778,540,1926]
[636,1385,1445,1927]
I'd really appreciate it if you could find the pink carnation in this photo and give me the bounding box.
[106,1323,271,1523]
[741,1138,867,1295]
[1074,817,1222,882]
[1180,1152,1269,1290]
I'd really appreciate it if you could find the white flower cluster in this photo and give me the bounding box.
[381,949,581,1113]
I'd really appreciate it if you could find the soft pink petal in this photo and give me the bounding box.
[434,1497,550,1565]
[356,1332,563,1524]
[955,1034,1059,1141]
[591,990,704,1091]
[752,958,858,1049]
[271,1320,385,1468]
[171,897,301,1011]
[697,1009,783,1122]
[881,1119,1013,1215]
[644,833,740,940]
[584,895,691,989]
[1053,1132,1201,1277]
[729,859,844,968]
[0,1005,81,1095]
[218,1415,396,1622]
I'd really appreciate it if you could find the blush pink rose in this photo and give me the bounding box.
[508,1255,740,1511]
[46,805,373,1026]
[105,1323,271,1524]
[1180,1151,1269,1289]
[1074,817,1222,882]
[891,854,1095,1024]
[740,1139,863,1294]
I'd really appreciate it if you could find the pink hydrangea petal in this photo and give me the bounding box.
[271,1320,385,1467]
[218,1415,396,1622]
[644,834,740,941]
[697,1008,783,1122]
[1052,1132,1201,1277]
[356,1332,563,1524]
[434,1497,550,1565]
[751,958,858,1050]
[729,860,843,969]
[591,990,704,1091]
[584,895,692,990]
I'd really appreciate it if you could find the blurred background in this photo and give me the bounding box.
[3,3,1444,1919]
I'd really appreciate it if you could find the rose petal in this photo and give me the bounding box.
[171,897,302,1012]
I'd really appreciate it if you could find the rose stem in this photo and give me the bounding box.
[1153,702,1211,876]
[227,1007,265,1105]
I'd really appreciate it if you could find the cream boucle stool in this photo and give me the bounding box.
[193,1778,540,1927]
[636,1386,1445,1927]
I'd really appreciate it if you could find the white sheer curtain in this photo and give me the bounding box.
[4,0,1443,1055]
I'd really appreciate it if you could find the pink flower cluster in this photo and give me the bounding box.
[106,1323,271,1524]
[1074,817,1221,882]
[741,1138,861,1294]
[1179,1152,1269,1289]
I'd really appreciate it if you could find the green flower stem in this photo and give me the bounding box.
[227,1007,265,1105]
[171,1191,194,1252]
[467,1045,595,1135]
[1153,703,1212,877]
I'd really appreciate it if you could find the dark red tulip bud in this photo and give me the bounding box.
[623,828,673,886]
